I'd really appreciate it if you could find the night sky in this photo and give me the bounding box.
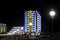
[0,0,60,32]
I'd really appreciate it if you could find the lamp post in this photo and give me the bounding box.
[49,10,56,38]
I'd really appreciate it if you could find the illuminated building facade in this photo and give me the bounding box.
[0,23,7,34]
[7,26,24,35]
[24,10,41,35]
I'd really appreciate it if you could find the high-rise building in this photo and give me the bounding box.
[0,23,7,34]
[24,10,41,35]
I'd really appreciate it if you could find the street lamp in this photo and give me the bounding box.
[49,10,56,19]
[49,10,56,38]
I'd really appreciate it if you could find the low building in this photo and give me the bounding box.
[0,23,7,34]
[7,26,24,35]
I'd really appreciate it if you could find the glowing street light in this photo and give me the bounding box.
[49,10,56,38]
[49,10,56,18]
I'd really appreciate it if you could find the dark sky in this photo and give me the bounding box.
[0,0,60,32]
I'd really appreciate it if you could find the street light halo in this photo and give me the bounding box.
[49,10,56,18]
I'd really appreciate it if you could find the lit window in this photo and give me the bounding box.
[28,23,33,26]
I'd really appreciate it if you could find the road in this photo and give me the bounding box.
[0,35,60,40]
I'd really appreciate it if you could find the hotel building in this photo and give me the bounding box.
[24,10,41,35]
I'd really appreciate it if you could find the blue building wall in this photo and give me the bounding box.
[37,13,41,32]
[24,11,41,33]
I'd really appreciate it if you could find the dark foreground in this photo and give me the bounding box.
[0,35,60,40]
[0,32,60,40]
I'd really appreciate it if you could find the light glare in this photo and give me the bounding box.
[49,10,56,17]
[29,23,33,26]
[21,27,23,30]
[17,29,19,31]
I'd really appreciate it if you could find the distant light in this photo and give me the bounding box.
[17,29,19,31]
[27,33,29,35]
[36,32,40,36]
[28,23,33,26]
[23,32,24,34]
[13,31,17,34]
[30,16,32,18]
[21,27,23,30]
[31,33,35,35]
[29,11,32,13]
[49,10,56,18]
